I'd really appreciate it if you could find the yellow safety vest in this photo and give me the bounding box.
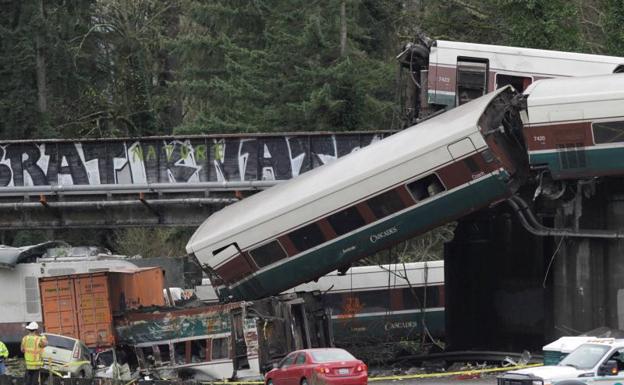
[22,335,46,370]
[0,341,8,358]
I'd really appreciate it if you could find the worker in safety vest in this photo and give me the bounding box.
[21,322,47,385]
[0,339,8,375]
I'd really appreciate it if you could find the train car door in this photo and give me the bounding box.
[230,308,250,374]
[456,58,489,106]
[554,129,587,178]
[288,299,312,350]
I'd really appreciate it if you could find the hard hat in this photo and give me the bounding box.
[25,321,39,330]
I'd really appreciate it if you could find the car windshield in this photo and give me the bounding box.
[45,334,76,350]
[310,349,355,363]
[97,350,115,366]
[559,344,610,370]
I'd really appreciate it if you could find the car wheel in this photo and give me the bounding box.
[267,379,274,385]
[301,378,308,385]
[77,370,86,378]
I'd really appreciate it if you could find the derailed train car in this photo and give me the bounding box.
[295,261,445,361]
[399,38,624,182]
[521,74,624,180]
[398,37,624,122]
[187,87,528,302]
[114,293,332,380]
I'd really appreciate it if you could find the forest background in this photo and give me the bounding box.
[1,0,622,259]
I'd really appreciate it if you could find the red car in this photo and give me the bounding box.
[265,348,367,385]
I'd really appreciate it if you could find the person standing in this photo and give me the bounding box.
[21,322,47,385]
[0,339,8,375]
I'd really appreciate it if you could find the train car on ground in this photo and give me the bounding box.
[196,261,445,361]
[114,292,332,380]
[187,87,527,302]
[294,261,444,361]
[0,244,137,345]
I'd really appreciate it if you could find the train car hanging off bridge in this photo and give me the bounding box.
[187,87,527,302]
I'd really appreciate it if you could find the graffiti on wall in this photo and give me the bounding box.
[0,133,389,187]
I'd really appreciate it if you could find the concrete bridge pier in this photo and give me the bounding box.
[552,180,624,336]
[446,179,624,353]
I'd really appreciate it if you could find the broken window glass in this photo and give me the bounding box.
[496,74,532,92]
[96,350,115,367]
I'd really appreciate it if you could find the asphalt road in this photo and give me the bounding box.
[371,376,497,385]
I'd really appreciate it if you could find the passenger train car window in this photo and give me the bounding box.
[496,74,532,92]
[289,223,326,252]
[327,206,366,236]
[406,174,446,202]
[157,344,171,363]
[367,189,406,219]
[464,157,480,173]
[456,57,488,105]
[593,120,624,143]
[212,337,229,360]
[402,286,442,308]
[249,240,287,268]
[481,149,495,163]
[190,339,207,362]
[174,342,187,364]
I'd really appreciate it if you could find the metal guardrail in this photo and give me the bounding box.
[0,132,393,228]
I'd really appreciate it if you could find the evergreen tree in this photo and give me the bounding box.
[173,0,399,134]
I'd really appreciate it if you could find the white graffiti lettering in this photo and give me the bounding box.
[0,134,388,188]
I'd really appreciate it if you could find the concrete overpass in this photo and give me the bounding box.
[0,131,393,229]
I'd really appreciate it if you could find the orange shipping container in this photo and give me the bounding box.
[39,273,115,348]
[39,267,165,348]
[109,267,165,313]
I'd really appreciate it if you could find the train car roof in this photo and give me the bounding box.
[186,87,510,256]
[433,40,623,76]
[435,40,624,65]
[523,73,624,123]
[524,73,624,104]
[289,260,445,294]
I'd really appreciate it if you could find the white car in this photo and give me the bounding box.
[42,333,92,378]
[499,338,624,385]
